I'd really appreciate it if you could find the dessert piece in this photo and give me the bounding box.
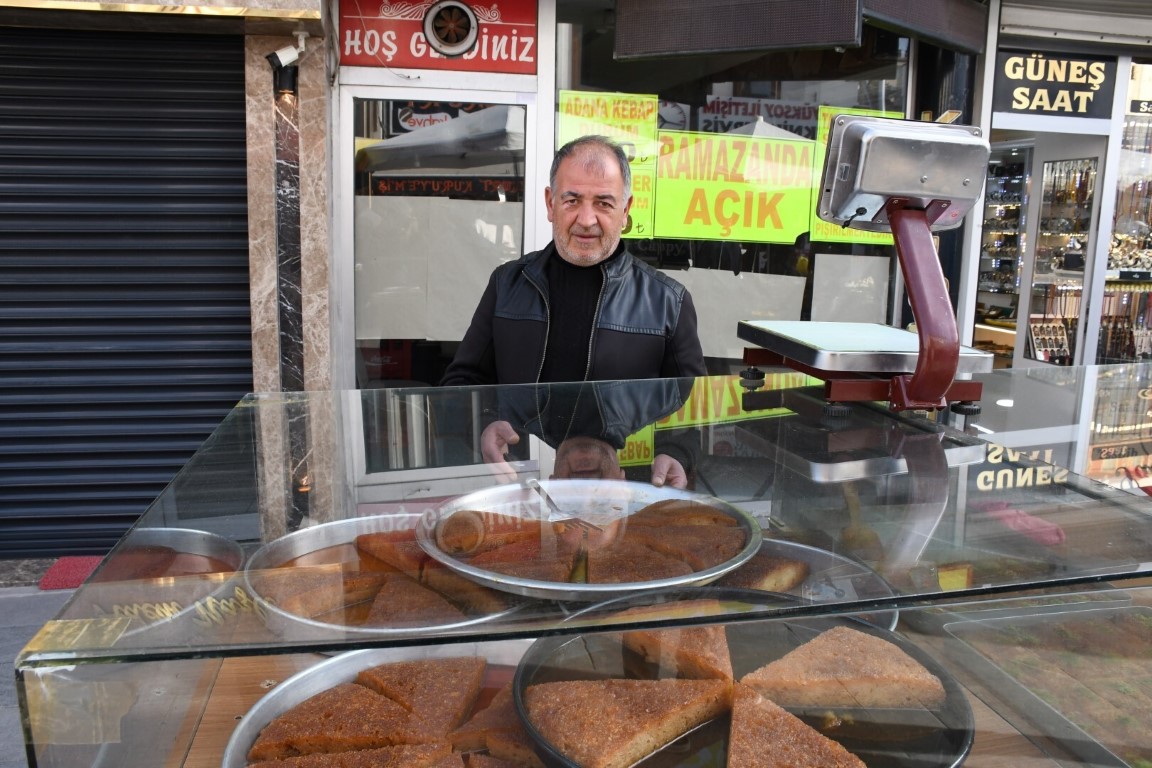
[450,681,521,751]
[727,683,865,768]
[355,656,486,741]
[626,499,739,528]
[361,573,468,628]
[740,625,946,708]
[586,539,694,584]
[247,742,452,767]
[464,754,524,768]
[621,621,733,680]
[435,511,549,556]
[246,683,409,761]
[621,525,747,571]
[421,562,511,615]
[716,551,810,593]
[524,678,730,768]
[484,726,547,768]
[249,565,347,618]
[467,537,578,582]
[355,531,429,577]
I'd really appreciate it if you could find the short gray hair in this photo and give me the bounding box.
[550,135,632,202]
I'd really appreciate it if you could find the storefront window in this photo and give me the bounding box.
[556,2,909,361]
[351,98,527,390]
[1104,60,1152,363]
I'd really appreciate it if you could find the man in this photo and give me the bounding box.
[440,135,705,486]
[440,134,706,386]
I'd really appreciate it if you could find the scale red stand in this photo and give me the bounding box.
[741,199,988,414]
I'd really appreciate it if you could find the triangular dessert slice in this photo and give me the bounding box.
[355,531,429,577]
[727,683,865,768]
[739,625,946,708]
[626,499,740,528]
[247,742,453,768]
[467,537,578,582]
[246,683,409,762]
[450,681,521,751]
[716,551,810,593]
[523,678,730,768]
[619,603,733,680]
[355,656,486,741]
[621,525,747,570]
[361,573,468,628]
[422,562,511,615]
[484,724,548,768]
[586,540,694,583]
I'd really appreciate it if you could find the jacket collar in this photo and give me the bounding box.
[525,242,632,282]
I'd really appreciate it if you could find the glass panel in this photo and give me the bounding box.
[352,99,526,388]
[1103,61,1152,363]
[1027,157,1097,365]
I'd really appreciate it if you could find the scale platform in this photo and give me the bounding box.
[738,321,994,375]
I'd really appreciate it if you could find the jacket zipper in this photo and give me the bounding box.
[584,264,608,381]
[525,270,550,383]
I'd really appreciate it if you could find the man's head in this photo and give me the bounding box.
[545,136,633,267]
[551,435,625,480]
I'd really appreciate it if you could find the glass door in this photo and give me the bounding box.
[351,97,528,390]
[1015,134,1108,367]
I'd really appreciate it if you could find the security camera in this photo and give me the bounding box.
[266,45,299,69]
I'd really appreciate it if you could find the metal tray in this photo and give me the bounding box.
[64,527,245,640]
[245,514,522,639]
[416,480,763,601]
[221,640,534,768]
[514,612,974,768]
[724,537,900,630]
[943,605,1152,768]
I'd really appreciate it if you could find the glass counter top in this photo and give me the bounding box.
[18,365,1152,666]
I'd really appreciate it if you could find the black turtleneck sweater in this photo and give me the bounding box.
[539,247,623,382]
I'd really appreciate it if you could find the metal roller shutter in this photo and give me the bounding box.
[0,29,254,557]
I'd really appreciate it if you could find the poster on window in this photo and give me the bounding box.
[557,90,660,239]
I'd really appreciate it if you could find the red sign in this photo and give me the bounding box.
[339,0,538,75]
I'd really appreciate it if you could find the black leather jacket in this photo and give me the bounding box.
[440,243,706,385]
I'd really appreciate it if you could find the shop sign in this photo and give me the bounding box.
[992,50,1115,119]
[656,373,810,430]
[389,101,488,133]
[653,130,813,243]
[699,96,819,139]
[339,0,538,75]
[809,105,900,246]
[371,176,524,199]
[557,91,660,239]
[971,444,1069,492]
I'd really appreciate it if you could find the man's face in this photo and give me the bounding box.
[545,148,633,267]
[551,436,625,480]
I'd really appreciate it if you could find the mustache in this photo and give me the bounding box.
[571,226,603,236]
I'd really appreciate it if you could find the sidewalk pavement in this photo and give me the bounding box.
[2,587,74,768]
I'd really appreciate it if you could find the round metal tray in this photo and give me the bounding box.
[221,640,534,768]
[514,608,974,768]
[416,480,763,601]
[68,527,245,639]
[725,538,899,630]
[245,515,522,639]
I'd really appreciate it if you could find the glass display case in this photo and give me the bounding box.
[974,146,1030,368]
[15,371,1152,768]
[1027,157,1098,365]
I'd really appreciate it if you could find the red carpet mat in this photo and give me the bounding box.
[39,556,103,590]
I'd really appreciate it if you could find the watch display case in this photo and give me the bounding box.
[974,147,1030,368]
[16,371,1152,768]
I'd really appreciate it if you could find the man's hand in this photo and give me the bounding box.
[480,420,521,484]
[650,453,688,489]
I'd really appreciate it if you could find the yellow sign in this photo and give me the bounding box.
[557,90,660,239]
[618,423,655,467]
[653,130,814,243]
[657,374,811,429]
[809,106,902,245]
